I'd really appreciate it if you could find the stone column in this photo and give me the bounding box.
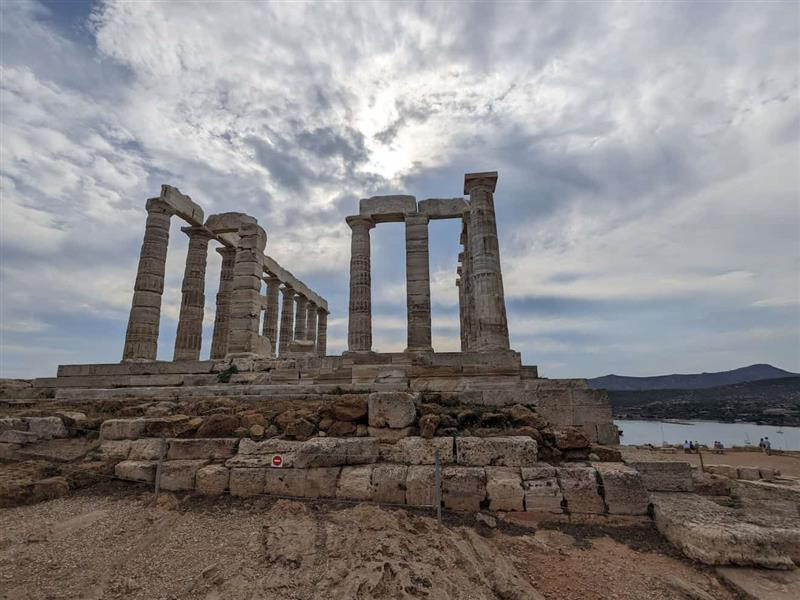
[226,222,269,357]
[173,227,213,361]
[405,214,433,352]
[346,216,374,352]
[305,303,317,345]
[123,198,173,361]
[465,172,510,351]
[278,286,294,356]
[460,222,477,351]
[210,247,236,359]
[293,295,307,341]
[262,275,281,355]
[316,308,328,356]
[456,268,467,352]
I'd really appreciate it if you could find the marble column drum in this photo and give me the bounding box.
[305,304,317,345]
[174,227,213,361]
[278,286,295,356]
[122,198,173,361]
[347,215,374,352]
[262,275,281,356]
[464,172,510,351]
[210,247,236,359]
[293,295,307,341]
[316,308,328,356]
[405,214,433,352]
[226,222,269,357]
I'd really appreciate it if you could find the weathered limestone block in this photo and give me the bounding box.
[337,465,373,500]
[651,492,800,568]
[229,467,265,497]
[100,419,146,440]
[196,464,229,495]
[115,460,156,483]
[371,464,408,504]
[443,467,486,512]
[264,468,306,497]
[368,392,417,428]
[359,195,417,221]
[417,197,468,219]
[706,464,739,479]
[456,437,537,467]
[485,467,524,512]
[0,443,20,461]
[0,430,39,444]
[129,438,164,460]
[405,466,436,507]
[25,417,67,439]
[520,463,557,480]
[391,437,454,465]
[0,418,27,432]
[627,461,694,492]
[523,477,563,513]
[557,466,605,514]
[159,459,208,491]
[759,467,777,480]
[167,438,238,460]
[97,440,132,461]
[593,462,649,515]
[737,466,760,481]
[368,426,414,441]
[303,467,341,498]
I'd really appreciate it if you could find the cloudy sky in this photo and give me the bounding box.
[1,0,798,379]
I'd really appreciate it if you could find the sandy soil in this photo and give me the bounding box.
[0,482,736,600]
[620,447,800,476]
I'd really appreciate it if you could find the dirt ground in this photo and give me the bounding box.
[620,446,800,476]
[0,482,736,600]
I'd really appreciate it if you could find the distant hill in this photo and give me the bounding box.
[587,364,798,391]
[609,376,800,426]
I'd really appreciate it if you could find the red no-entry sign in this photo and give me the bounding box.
[271,455,283,468]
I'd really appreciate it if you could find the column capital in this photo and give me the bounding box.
[345,215,375,230]
[464,171,498,194]
[405,213,429,225]
[265,273,282,283]
[181,225,214,240]
[281,285,294,296]
[145,197,173,215]
[316,306,329,316]
[294,293,308,305]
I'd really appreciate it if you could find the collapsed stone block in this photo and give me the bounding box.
[337,465,373,501]
[485,467,524,512]
[159,459,208,491]
[593,462,649,515]
[456,436,537,467]
[0,430,38,444]
[627,461,694,492]
[737,466,760,481]
[100,419,146,440]
[196,464,229,495]
[115,460,156,484]
[229,467,265,497]
[25,417,67,439]
[371,464,408,504]
[97,440,132,461]
[167,438,239,461]
[759,467,776,480]
[557,466,605,514]
[405,466,436,507]
[0,418,27,432]
[368,392,417,429]
[706,464,738,479]
[129,438,164,461]
[443,467,486,512]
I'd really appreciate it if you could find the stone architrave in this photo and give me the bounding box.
[174,227,213,361]
[405,214,432,352]
[262,275,281,356]
[210,247,236,359]
[316,308,328,356]
[278,286,294,356]
[293,295,308,341]
[123,198,173,361]
[226,222,269,357]
[347,216,374,352]
[464,172,510,351]
[305,302,317,344]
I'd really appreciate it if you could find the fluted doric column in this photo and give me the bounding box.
[262,275,281,355]
[305,303,317,345]
[456,268,467,352]
[464,172,510,351]
[293,295,307,341]
[278,286,294,356]
[346,215,374,352]
[123,198,173,361]
[173,227,213,361]
[226,222,269,357]
[210,247,236,359]
[405,214,432,352]
[316,308,328,356]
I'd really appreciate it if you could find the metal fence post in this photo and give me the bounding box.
[151,436,167,506]
[434,447,442,523]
